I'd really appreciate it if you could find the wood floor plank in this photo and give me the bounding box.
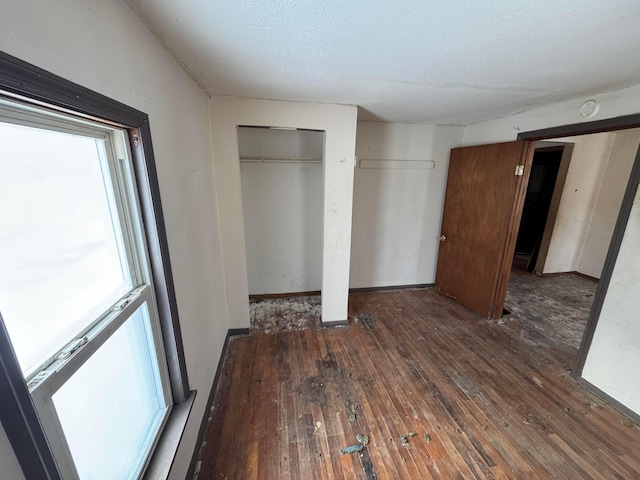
[352,296,447,478]
[197,287,640,479]
[337,327,428,479]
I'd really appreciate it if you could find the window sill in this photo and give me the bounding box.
[144,390,196,480]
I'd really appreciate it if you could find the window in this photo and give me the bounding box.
[0,52,190,480]
[0,100,171,479]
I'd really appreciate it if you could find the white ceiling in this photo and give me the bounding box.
[125,0,640,125]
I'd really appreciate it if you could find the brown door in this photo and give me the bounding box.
[435,141,534,319]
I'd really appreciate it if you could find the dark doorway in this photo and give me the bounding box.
[513,147,563,272]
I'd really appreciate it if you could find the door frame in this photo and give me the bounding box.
[517,113,640,380]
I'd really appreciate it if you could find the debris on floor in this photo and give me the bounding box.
[298,350,361,430]
[400,432,416,447]
[340,444,365,455]
[199,287,640,478]
[358,313,376,330]
[250,295,321,334]
[356,433,370,446]
[348,403,358,422]
[502,273,596,355]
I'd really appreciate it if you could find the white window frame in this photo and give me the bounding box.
[0,99,174,479]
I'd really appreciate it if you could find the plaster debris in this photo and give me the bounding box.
[356,434,370,446]
[400,432,416,447]
[250,295,321,334]
[348,402,358,422]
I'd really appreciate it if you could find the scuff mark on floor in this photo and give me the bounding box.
[297,350,362,428]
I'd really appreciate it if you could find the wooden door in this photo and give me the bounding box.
[435,141,534,319]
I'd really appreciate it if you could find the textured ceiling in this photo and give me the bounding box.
[125,0,640,125]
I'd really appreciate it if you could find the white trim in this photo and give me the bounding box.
[30,396,80,480]
[28,289,147,396]
[0,97,113,139]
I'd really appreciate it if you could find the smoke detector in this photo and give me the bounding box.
[579,100,600,118]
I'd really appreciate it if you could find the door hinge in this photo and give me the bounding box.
[515,165,524,176]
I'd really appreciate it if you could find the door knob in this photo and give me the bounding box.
[440,235,447,241]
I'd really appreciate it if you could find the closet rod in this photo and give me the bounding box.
[240,156,322,164]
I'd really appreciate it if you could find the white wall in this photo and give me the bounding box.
[534,129,639,278]
[579,129,640,278]
[209,97,358,324]
[542,133,615,274]
[239,128,323,294]
[350,122,463,288]
[0,1,229,478]
[582,183,640,414]
[463,84,640,146]
[238,127,324,159]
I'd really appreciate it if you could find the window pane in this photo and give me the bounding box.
[53,303,167,480]
[0,122,132,374]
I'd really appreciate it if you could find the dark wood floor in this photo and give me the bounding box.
[196,289,640,479]
[504,272,596,358]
